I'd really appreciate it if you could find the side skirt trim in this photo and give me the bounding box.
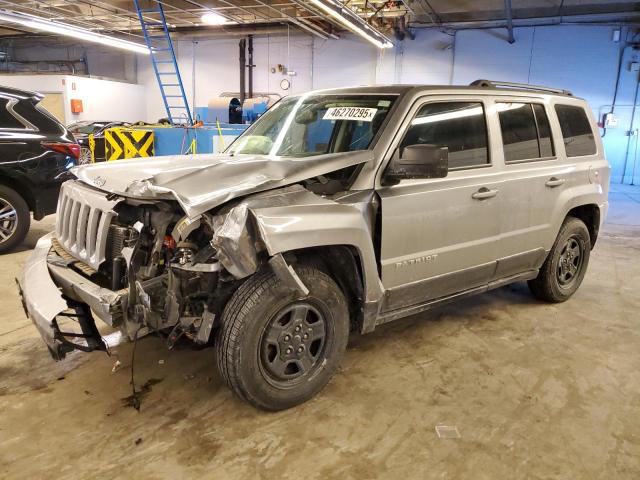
[375,269,538,326]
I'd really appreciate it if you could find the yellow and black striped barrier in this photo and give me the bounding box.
[88,133,96,163]
[105,127,154,161]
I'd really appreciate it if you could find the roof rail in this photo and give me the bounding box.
[470,79,573,96]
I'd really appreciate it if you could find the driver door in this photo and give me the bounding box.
[377,98,502,312]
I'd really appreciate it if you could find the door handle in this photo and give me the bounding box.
[471,187,498,200]
[545,177,566,188]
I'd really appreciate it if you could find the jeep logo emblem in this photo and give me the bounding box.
[93,176,106,187]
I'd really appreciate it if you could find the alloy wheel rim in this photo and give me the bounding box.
[79,147,92,164]
[557,236,583,287]
[260,302,327,385]
[0,198,18,244]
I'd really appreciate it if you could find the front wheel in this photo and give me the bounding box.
[216,265,350,410]
[528,216,591,303]
[79,147,93,165]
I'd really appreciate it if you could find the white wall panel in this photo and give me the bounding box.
[0,74,144,124]
[452,28,536,85]
[397,30,454,85]
[312,36,377,89]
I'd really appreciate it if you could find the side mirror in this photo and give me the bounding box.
[383,144,448,185]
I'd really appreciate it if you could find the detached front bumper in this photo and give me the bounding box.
[17,232,126,360]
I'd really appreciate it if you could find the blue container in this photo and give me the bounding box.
[150,125,248,156]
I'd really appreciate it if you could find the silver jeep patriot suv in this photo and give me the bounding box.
[18,80,610,410]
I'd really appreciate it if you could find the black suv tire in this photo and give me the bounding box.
[0,185,30,254]
[216,265,349,411]
[528,216,591,303]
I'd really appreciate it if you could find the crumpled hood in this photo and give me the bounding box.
[72,150,373,218]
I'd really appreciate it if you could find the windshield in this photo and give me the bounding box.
[68,122,107,134]
[229,94,397,157]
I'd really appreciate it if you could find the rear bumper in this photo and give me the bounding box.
[17,232,126,360]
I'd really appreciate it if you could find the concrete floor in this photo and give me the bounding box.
[1,185,639,480]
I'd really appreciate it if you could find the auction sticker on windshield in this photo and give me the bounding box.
[323,107,378,122]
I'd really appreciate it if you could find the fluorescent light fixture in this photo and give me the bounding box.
[308,0,393,49]
[201,11,231,25]
[0,10,149,55]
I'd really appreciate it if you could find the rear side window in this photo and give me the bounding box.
[498,103,554,162]
[12,100,64,133]
[0,98,25,129]
[554,104,597,157]
[533,104,554,157]
[401,102,489,169]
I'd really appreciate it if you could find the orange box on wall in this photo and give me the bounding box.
[70,99,83,114]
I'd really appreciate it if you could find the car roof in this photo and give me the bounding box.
[0,85,42,101]
[307,82,577,100]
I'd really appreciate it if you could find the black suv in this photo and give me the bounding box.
[0,86,78,253]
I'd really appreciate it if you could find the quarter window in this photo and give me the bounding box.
[0,98,25,129]
[400,102,489,169]
[554,104,597,157]
[498,103,554,163]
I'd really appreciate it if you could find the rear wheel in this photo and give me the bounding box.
[0,186,30,254]
[528,216,591,303]
[216,265,349,410]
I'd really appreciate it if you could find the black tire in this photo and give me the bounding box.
[216,265,350,410]
[0,185,30,254]
[528,216,591,303]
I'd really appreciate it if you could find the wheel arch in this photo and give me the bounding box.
[0,175,35,213]
[565,203,601,248]
[285,245,366,332]
[210,190,385,333]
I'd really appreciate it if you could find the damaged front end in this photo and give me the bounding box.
[17,182,229,359]
[16,179,280,360]
[17,150,380,360]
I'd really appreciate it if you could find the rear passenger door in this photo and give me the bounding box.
[492,99,571,278]
[377,98,502,311]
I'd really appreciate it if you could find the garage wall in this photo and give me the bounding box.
[451,26,620,114]
[312,36,378,88]
[138,25,620,119]
[64,76,146,123]
[0,74,145,124]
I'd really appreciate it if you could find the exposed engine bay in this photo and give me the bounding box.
[52,185,258,353]
[45,156,377,358]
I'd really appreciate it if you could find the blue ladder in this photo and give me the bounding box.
[133,0,192,125]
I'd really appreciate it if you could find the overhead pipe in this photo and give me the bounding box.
[409,11,640,30]
[174,25,296,38]
[247,35,254,99]
[504,0,515,43]
[239,37,246,103]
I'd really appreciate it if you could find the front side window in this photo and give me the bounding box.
[229,94,397,157]
[498,103,555,163]
[400,102,489,169]
[554,104,597,157]
[0,98,26,129]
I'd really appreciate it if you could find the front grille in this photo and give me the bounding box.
[55,181,122,270]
